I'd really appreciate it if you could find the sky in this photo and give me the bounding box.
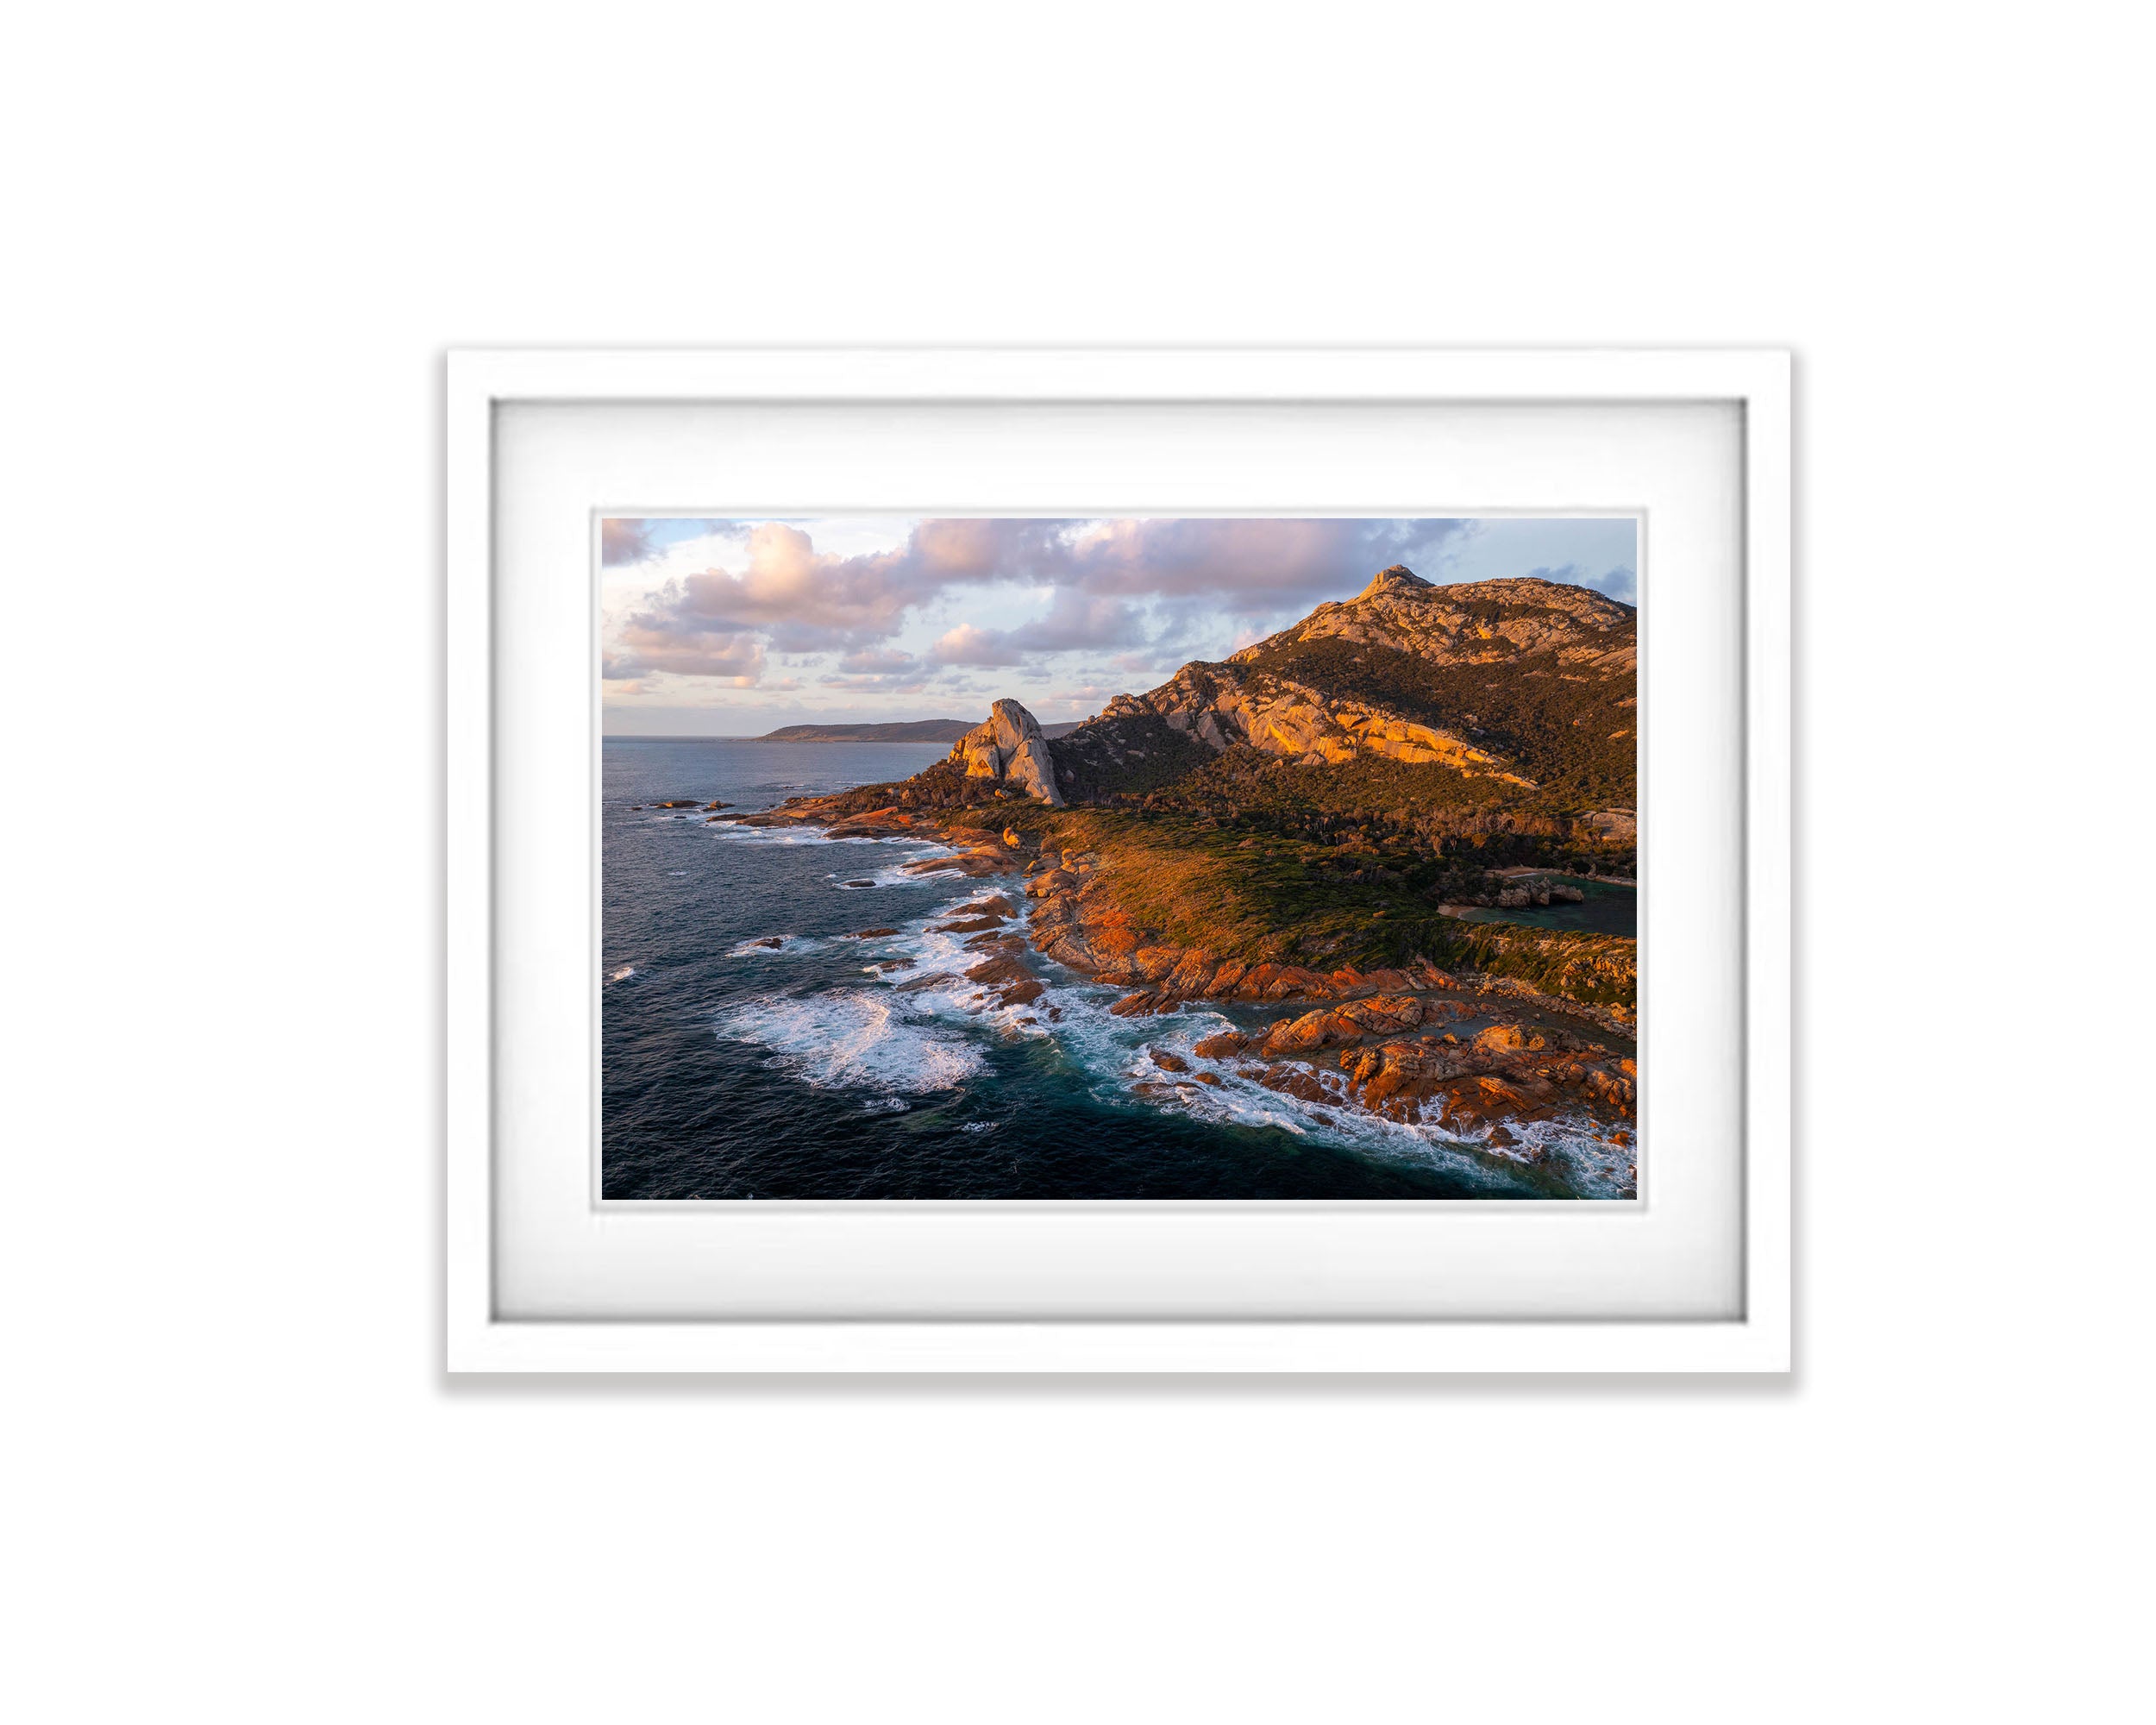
[599,516,1637,736]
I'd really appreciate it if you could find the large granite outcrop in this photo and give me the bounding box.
[1051,569,1633,787]
[949,699,1065,806]
[1243,567,1636,671]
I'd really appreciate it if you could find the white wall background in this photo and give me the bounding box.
[4,4,2146,1721]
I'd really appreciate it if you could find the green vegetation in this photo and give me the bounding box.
[1047,712,1218,801]
[753,718,980,743]
[764,577,1640,1014]
[1073,746,1633,881]
[993,805,1636,1011]
[1238,636,1636,803]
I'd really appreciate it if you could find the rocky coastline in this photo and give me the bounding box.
[699,571,1638,1184]
[718,794,1637,1176]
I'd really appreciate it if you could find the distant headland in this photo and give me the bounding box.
[751,718,1085,743]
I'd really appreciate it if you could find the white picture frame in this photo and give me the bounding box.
[448,348,1790,1372]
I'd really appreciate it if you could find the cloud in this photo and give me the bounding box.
[1527,561,1638,605]
[605,516,1503,697]
[1053,518,1471,609]
[818,671,933,693]
[605,606,768,684]
[836,646,919,675]
[926,587,1150,667]
[624,520,1077,656]
[818,644,935,693]
[926,623,1021,667]
[617,518,1472,666]
[1587,564,1639,605]
[601,518,656,567]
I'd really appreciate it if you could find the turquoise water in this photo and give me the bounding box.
[1447,875,1636,935]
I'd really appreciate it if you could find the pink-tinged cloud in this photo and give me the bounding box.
[836,646,920,675]
[601,518,656,566]
[635,520,1074,655]
[606,516,1476,684]
[926,624,1022,667]
[605,619,768,684]
[926,588,1149,667]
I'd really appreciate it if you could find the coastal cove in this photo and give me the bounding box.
[603,737,1637,1200]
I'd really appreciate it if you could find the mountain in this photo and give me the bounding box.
[721,564,1641,1151]
[752,718,981,743]
[729,567,1639,1036]
[1046,568,1636,808]
[752,717,1090,743]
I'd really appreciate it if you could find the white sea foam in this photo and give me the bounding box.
[987,982,1570,1195]
[726,933,838,959]
[828,846,963,890]
[699,819,962,887]
[718,990,985,1094]
[710,861,1632,1195]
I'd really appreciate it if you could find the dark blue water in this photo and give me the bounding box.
[603,738,1581,1200]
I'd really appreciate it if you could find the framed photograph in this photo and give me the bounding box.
[448,348,1789,1371]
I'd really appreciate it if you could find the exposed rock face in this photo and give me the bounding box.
[1094,665,1530,781]
[1024,849,1458,1006]
[1247,567,1634,669]
[950,699,1064,806]
[1333,1030,1636,1133]
[1051,573,1632,790]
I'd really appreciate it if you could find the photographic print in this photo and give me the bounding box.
[601,517,1637,1200]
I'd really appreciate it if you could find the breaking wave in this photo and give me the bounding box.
[718,990,986,1094]
[722,889,1632,1195]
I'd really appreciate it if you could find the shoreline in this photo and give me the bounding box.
[718,797,1638,1185]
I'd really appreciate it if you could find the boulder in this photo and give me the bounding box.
[948,699,1066,806]
[1259,1008,1352,1057]
[1339,994,1426,1038]
[1472,1023,1544,1055]
[1257,1063,1328,1105]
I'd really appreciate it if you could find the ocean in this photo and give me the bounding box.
[602,737,1622,1199]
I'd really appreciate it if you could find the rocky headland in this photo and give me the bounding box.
[715,570,1640,1169]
